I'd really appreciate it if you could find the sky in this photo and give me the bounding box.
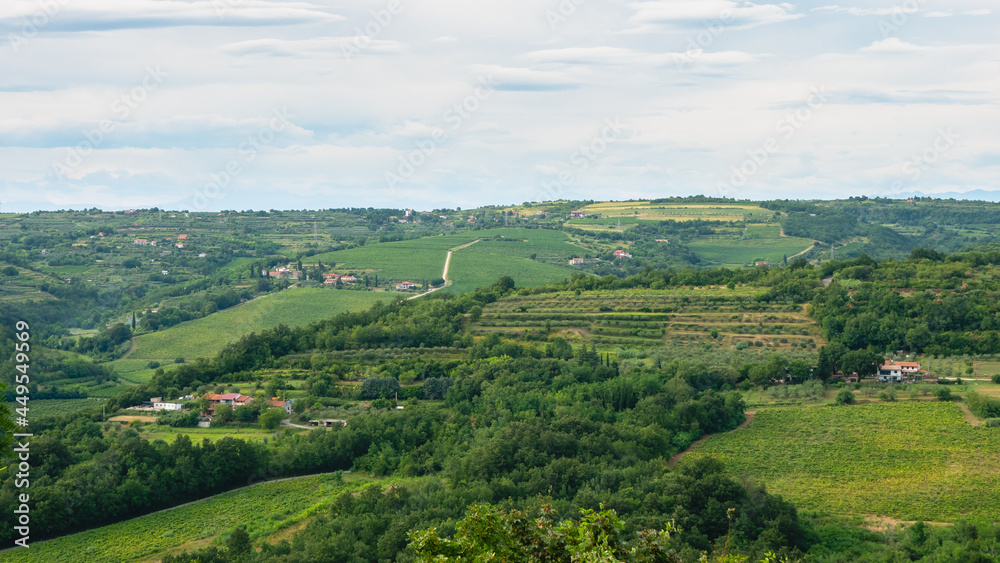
[0,0,997,212]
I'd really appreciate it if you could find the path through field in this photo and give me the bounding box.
[668,410,756,466]
[408,239,481,300]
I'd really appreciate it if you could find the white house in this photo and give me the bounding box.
[269,398,293,416]
[877,363,904,382]
[153,400,184,411]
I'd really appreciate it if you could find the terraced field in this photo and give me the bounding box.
[686,402,1000,521]
[473,288,822,351]
[579,201,770,222]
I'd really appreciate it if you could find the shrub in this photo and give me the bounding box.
[836,389,856,405]
[935,387,953,401]
[148,361,161,369]
[992,375,1000,384]
[984,418,1000,428]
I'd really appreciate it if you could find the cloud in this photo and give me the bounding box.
[223,37,407,58]
[627,0,803,31]
[468,64,580,91]
[0,0,342,32]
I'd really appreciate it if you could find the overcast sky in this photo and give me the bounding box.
[0,0,996,212]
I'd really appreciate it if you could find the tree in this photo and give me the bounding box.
[840,349,880,380]
[234,404,256,423]
[215,404,234,422]
[0,380,15,463]
[259,408,284,430]
[410,503,681,563]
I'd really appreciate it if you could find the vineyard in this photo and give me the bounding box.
[686,402,1000,521]
[128,288,399,361]
[0,474,384,563]
[578,201,771,222]
[473,288,822,352]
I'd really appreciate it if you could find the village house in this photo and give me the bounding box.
[755,260,771,267]
[340,275,357,284]
[570,210,585,218]
[269,398,293,416]
[151,398,184,411]
[396,281,416,290]
[569,258,585,265]
[134,238,149,245]
[877,362,905,382]
[878,361,921,382]
[176,243,185,249]
[613,250,632,259]
[267,267,301,280]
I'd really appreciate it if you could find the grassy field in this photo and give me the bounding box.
[687,235,815,267]
[0,474,384,563]
[307,228,586,293]
[129,288,400,360]
[136,425,289,444]
[687,402,1000,521]
[306,232,479,280]
[107,359,182,384]
[444,229,583,293]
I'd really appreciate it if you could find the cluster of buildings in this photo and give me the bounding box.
[322,273,357,285]
[134,233,189,249]
[137,394,293,418]
[876,361,923,383]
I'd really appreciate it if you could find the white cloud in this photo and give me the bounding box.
[628,0,803,31]
[0,0,342,31]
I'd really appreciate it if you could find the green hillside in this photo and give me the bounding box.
[128,288,400,360]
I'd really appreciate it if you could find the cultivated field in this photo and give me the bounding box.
[128,288,399,360]
[137,426,289,444]
[686,402,1000,521]
[686,225,815,267]
[0,474,380,563]
[473,288,821,352]
[30,398,104,419]
[579,201,772,222]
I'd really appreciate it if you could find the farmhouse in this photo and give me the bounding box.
[570,210,585,218]
[755,260,771,267]
[151,398,184,411]
[877,363,904,382]
[268,267,301,280]
[568,258,585,265]
[134,238,149,245]
[613,250,632,259]
[396,281,417,290]
[340,275,357,284]
[269,398,293,416]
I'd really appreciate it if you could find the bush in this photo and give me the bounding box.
[836,389,855,405]
[992,375,1000,384]
[175,357,185,364]
[148,361,161,369]
[984,418,1000,428]
[935,387,953,401]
